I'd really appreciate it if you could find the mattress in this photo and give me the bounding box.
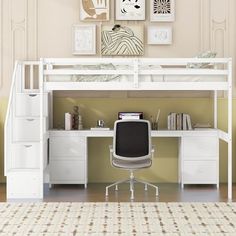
[163,75,226,82]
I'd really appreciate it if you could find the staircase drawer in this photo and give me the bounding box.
[10,143,40,169]
[13,118,48,142]
[15,93,48,117]
[50,160,86,183]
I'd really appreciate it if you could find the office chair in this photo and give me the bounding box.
[106,119,158,200]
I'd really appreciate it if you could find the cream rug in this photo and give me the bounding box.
[0,202,236,235]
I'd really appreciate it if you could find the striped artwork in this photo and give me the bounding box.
[101,24,144,56]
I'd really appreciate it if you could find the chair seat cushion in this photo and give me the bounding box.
[112,158,152,169]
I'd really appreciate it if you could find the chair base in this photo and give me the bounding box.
[105,171,159,200]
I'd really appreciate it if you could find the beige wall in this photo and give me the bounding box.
[0,0,236,97]
[0,0,235,183]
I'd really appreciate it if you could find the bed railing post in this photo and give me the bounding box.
[39,58,44,199]
[133,58,139,88]
[214,91,217,129]
[227,58,233,200]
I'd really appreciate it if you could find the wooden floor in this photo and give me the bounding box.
[1,183,235,202]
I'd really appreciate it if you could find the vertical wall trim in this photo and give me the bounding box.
[200,0,203,51]
[25,0,28,59]
[35,0,38,59]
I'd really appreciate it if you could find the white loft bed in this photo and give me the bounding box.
[4,57,233,200]
[41,58,229,91]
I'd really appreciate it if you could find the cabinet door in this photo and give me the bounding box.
[7,172,41,199]
[183,136,218,160]
[15,93,48,117]
[50,160,85,183]
[183,160,217,184]
[50,136,86,159]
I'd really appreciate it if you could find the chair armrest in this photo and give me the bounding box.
[152,145,155,153]
[109,145,113,153]
[151,145,155,159]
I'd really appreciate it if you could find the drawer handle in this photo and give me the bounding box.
[29,94,37,97]
[24,145,32,148]
[26,119,35,122]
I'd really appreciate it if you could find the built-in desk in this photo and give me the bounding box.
[49,129,219,188]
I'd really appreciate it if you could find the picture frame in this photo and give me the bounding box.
[72,25,96,55]
[115,0,145,21]
[101,24,144,56]
[150,0,175,22]
[80,0,109,21]
[147,26,172,45]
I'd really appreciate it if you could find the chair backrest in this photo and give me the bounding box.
[113,119,151,160]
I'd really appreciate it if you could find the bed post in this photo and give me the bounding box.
[39,58,44,199]
[214,91,217,129]
[134,58,139,88]
[228,58,233,200]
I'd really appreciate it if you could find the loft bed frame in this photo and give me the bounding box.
[5,58,233,200]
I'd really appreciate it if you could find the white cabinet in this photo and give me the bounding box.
[50,160,85,183]
[7,172,41,199]
[6,91,49,200]
[181,135,219,187]
[49,132,87,187]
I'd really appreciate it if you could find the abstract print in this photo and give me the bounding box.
[153,0,171,14]
[116,0,145,20]
[101,25,144,56]
[80,0,109,21]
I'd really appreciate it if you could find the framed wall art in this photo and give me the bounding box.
[150,0,175,22]
[80,0,109,21]
[148,26,172,45]
[115,0,145,21]
[101,24,144,56]
[72,25,96,55]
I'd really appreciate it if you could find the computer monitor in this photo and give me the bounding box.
[118,112,143,120]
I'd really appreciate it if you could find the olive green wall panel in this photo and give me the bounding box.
[0,97,235,183]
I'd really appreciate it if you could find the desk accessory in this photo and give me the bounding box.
[90,127,110,131]
[97,119,105,128]
[72,106,83,130]
[65,113,72,130]
[193,123,211,128]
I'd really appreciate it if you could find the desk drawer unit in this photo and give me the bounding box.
[49,135,87,187]
[50,136,86,159]
[183,136,218,159]
[50,160,85,184]
[183,160,217,184]
[181,136,219,186]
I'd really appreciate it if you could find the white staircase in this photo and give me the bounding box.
[4,61,48,200]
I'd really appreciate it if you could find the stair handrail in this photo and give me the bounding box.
[4,61,20,175]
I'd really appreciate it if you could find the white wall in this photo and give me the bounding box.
[0,0,235,97]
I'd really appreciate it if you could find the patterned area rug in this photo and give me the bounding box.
[0,202,236,235]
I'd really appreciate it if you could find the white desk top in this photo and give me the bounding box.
[49,129,219,138]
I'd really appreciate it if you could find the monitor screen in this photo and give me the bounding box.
[118,112,143,120]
